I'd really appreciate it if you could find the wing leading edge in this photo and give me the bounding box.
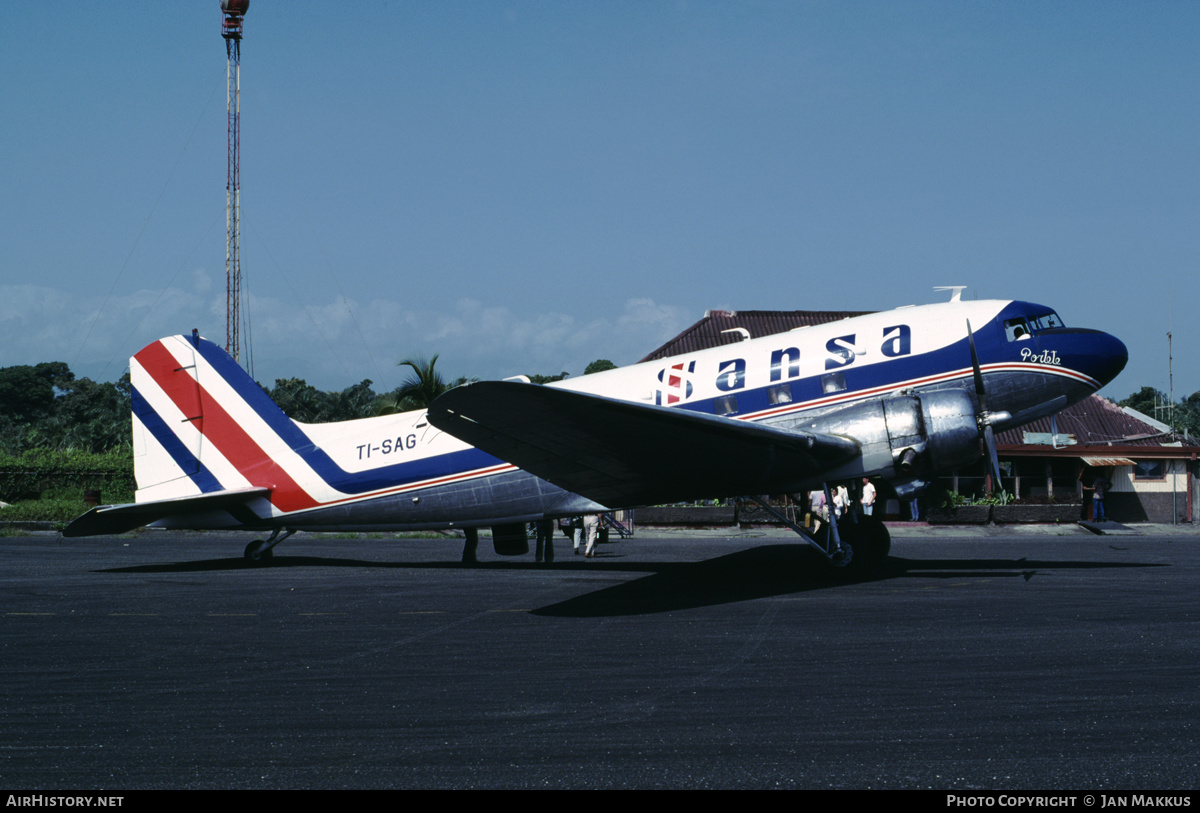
[428,381,859,508]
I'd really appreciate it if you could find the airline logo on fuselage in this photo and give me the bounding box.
[656,361,696,405]
[654,323,915,404]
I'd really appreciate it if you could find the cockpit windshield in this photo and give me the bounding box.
[1028,312,1064,331]
[1005,311,1064,341]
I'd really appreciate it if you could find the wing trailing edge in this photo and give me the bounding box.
[428,381,859,508]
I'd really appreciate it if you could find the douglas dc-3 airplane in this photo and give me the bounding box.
[65,294,1127,573]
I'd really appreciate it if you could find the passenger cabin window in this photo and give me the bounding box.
[714,395,739,416]
[821,372,847,394]
[768,384,793,405]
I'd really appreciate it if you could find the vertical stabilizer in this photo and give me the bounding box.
[130,333,295,504]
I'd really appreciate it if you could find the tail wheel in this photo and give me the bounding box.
[244,540,274,564]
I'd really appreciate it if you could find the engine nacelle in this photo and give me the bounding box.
[787,389,982,489]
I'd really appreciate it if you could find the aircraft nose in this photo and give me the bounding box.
[1086,331,1128,388]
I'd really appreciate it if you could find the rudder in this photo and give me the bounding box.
[130,332,294,503]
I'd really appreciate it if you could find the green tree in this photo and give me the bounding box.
[45,375,132,451]
[395,355,448,411]
[374,356,475,413]
[1172,391,1200,439]
[0,363,132,454]
[0,362,74,423]
[1116,387,1200,439]
[331,380,378,422]
[268,378,328,423]
[1119,386,1165,419]
[583,359,617,375]
[528,371,569,385]
[267,378,378,423]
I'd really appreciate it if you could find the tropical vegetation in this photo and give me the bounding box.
[0,352,619,523]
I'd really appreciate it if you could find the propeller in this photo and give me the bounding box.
[966,320,1008,492]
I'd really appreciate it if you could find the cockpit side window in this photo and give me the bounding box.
[1004,317,1031,341]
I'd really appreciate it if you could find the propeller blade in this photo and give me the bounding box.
[966,320,989,415]
[995,395,1065,433]
[968,320,1003,491]
[983,424,1002,488]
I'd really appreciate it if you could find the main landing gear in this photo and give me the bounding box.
[244,527,296,565]
[741,490,891,577]
[830,514,891,576]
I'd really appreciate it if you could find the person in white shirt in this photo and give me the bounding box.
[861,477,877,517]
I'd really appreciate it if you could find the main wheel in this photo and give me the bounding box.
[244,539,274,564]
[829,515,890,577]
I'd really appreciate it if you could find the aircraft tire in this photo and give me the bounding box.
[830,515,890,577]
[244,540,274,564]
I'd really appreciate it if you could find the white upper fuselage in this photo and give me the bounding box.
[552,299,1012,415]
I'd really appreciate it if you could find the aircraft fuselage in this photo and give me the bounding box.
[75,297,1126,536]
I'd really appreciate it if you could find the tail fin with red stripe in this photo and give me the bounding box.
[130,332,301,506]
[61,333,292,537]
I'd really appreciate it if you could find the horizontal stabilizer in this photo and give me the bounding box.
[63,487,271,538]
[428,382,859,507]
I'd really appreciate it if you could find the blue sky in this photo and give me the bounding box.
[2,1,1196,400]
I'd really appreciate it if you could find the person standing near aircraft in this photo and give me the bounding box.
[580,513,601,558]
[1084,470,1111,522]
[567,516,583,554]
[861,478,877,517]
[535,518,555,563]
[808,489,827,535]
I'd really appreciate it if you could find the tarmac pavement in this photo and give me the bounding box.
[1,525,1198,789]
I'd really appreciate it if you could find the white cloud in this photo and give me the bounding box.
[0,283,692,392]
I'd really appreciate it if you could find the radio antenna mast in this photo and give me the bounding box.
[221,1,250,369]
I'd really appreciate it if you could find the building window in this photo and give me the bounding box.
[1133,460,1165,480]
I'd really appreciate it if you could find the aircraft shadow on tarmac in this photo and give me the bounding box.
[97,544,1164,617]
[530,547,1164,617]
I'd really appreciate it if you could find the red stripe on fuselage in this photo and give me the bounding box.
[738,362,1096,423]
[137,340,319,512]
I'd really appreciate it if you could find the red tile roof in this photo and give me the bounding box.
[638,309,871,362]
[997,394,1198,455]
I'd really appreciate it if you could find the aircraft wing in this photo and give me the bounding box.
[63,487,271,538]
[428,382,860,508]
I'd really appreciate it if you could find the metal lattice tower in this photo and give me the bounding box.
[222,1,249,365]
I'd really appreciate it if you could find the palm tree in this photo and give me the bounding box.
[396,355,447,410]
[373,355,474,414]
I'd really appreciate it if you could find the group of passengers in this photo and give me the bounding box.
[808,477,878,527]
